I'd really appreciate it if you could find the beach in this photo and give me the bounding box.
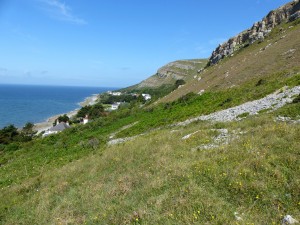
[34,94,99,134]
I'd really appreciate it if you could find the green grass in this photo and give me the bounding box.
[1,85,300,225]
[1,112,299,224]
[115,72,300,138]
[1,18,300,225]
[237,112,250,118]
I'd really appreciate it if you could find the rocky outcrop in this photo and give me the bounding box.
[209,0,300,65]
[156,61,195,80]
[176,85,300,125]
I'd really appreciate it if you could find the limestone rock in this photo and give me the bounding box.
[282,215,299,224]
[208,0,300,65]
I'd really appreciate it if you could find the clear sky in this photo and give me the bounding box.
[0,0,290,87]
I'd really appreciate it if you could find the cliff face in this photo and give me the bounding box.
[209,0,300,65]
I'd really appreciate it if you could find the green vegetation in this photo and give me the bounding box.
[0,122,36,150]
[161,18,300,102]
[0,109,299,224]
[53,114,70,126]
[237,112,250,118]
[1,15,300,225]
[76,103,106,120]
[1,69,299,224]
[115,72,300,138]
[99,93,137,104]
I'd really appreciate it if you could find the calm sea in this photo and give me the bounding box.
[0,84,114,128]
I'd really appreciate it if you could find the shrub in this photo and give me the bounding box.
[5,143,19,152]
[175,79,186,88]
[292,94,300,103]
[177,92,197,104]
[256,79,266,86]
[237,112,250,118]
[219,97,232,107]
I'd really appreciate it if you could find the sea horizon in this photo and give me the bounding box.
[0,84,119,129]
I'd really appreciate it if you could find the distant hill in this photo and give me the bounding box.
[124,59,207,91]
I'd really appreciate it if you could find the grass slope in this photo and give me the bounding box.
[1,111,299,224]
[1,17,300,225]
[159,19,300,103]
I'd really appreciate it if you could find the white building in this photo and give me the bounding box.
[142,94,152,101]
[83,115,89,124]
[110,102,122,110]
[111,92,122,96]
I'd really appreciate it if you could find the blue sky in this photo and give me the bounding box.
[0,0,290,87]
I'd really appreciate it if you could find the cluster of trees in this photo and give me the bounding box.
[76,103,106,120]
[53,114,70,126]
[99,94,137,104]
[0,122,36,146]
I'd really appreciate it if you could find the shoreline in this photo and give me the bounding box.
[34,94,99,134]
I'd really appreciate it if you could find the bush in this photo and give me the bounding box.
[0,125,19,144]
[175,79,186,88]
[255,79,266,87]
[219,97,232,107]
[292,94,300,103]
[177,92,197,105]
[5,143,19,152]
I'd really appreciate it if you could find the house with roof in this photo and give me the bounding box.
[110,102,121,110]
[42,122,71,137]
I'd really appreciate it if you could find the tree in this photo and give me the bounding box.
[53,114,70,126]
[77,105,92,118]
[0,124,19,144]
[89,104,105,119]
[175,79,186,88]
[20,122,37,141]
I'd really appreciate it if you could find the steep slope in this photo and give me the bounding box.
[1,1,300,224]
[125,59,207,90]
[159,17,300,103]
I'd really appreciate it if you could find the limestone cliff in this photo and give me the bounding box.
[209,0,300,65]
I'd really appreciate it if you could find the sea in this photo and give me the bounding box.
[0,84,114,128]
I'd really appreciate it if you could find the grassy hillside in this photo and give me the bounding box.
[1,14,300,225]
[159,19,300,103]
[1,103,299,224]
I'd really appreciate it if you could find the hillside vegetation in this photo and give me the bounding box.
[159,18,300,103]
[1,8,300,225]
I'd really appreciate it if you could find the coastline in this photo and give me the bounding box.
[34,94,99,134]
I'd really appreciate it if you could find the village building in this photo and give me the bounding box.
[142,94,152,101]
[42,122,71,137]
[111,92,122,96]
[110,102,122,110]
[83,115,89,124]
